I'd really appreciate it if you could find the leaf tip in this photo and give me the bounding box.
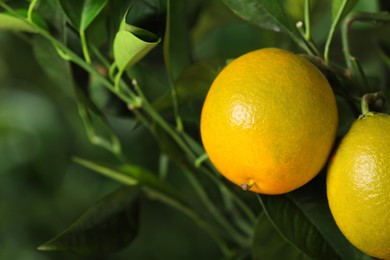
[37,242,60,252]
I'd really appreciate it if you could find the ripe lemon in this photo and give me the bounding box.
[327,112,390,259]
[200,48,338,194]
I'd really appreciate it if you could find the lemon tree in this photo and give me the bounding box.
[0,0,389,259]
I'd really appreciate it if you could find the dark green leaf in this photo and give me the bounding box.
[353,0,379,12]
[125,64,170,107]
[73,158,213,238]
[252,212,309,259]
[58,0,108,30]
[221,0,305,49]
[58,0,84,28]
[257,193,340,259]
[125,0,167,37]
[194,21,282,60]
[73,158,187,208]
[175,61,217,102]
[256,174,374,259]
[286,177,374,260]
[35,0,66,32]
[123,23,160,42]
[152,125,188,167]
[80,0,108,31]
[32,36,74,94]
[74,85,123,155]
[222,0,290,32]
[152,61,218,112]
[38,186,141,256]
[0,13,37,32]
[378,42,390,69]
[105,0,133,48]
[332,0,359,22]
[325,0,360,62]
[164,0,193,81]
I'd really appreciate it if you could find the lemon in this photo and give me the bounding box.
[327,112,390,259]
[200,48,338,194]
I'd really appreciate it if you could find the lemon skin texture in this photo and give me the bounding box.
[200,48,338,194]
[327,112,390,259]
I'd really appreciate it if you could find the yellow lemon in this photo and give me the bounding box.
[327,112,390,259]
[200,48,338,194]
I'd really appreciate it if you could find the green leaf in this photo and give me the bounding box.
[0,13,37,32]
[75,86,123,156]
[256,175,374,259]
[252,212,309,259]
[74,158,139,186]
[152,61,218,112]
[378,43,390,69]
[325,0,360,62]
[152,125,188,167]
[73,158,210,227]
[74,158,184,205]
[221,0,306,51]
[32,36,74,94]
[38,186,140,256]
[58,0,84,28]
[113,28,160,72]
[257,193,341,259]
[112,3,162,87]
[34,0,66,32]
[80,0,108,31]
[58,0,107,30]
[106,1,133,37]
[58,0,108,64]
[125,0,167,36]
[353,0,379,12]
[73,158,225,246]
[332,0,359,21]
[286,177,374,260]
[194,21,280,60]
[164,0,192,81]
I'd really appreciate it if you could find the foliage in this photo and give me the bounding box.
[0,0,389,259]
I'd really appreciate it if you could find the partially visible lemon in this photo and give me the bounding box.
[327,112,390,259]
[200,48,338,194]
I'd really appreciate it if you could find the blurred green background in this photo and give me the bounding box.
[0,29,222,259]
[0,0,389,259]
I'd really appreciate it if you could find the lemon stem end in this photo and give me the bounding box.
[241,179,255,191]
[361,92,386,116]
